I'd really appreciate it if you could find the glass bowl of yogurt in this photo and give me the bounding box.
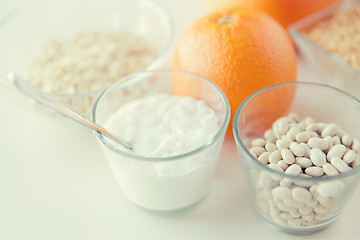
[92,69,230,212]
[233,82,360,235]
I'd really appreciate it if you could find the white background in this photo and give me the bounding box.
[1,0,359,239]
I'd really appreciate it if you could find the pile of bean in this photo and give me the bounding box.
[248,113,359,227]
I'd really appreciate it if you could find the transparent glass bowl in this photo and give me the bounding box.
[0,0,173,116]
[289,0,360,99]
[233,82,360,235]
[92,69,230,212]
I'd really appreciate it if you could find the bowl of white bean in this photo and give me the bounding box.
[0,0,173,116]
[233,81,360,235]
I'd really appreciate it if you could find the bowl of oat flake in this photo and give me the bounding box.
[0,0,173,116]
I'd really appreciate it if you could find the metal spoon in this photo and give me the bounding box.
[8,72,133,151]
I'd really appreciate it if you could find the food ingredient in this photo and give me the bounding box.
[249,113,359,227]
[202,0,340,28]
[100,93,222,211]
[304,2,360,70]
[173,7,297,136]
[26,30,158,115]
[105,93,219,157]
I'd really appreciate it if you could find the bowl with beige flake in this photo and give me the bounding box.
[233,81,360,235]
[0,0,173,116]
[289,0,360,98]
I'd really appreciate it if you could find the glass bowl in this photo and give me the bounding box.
[0,0,173,116]
[91,69,230,212]
[289,0,360,99]
[233,82,360,235]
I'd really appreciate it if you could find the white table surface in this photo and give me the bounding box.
[1,0,359,239]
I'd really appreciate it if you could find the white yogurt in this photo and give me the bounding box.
[99,93,223,211]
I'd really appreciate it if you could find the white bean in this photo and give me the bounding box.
[280,179,292,188]
[296,131,316,143]
[284,198,305,208]
[288,113,300,123]
[327,144,347,161]
[295,157,312,168]
[276,138,292,150]
[305,123,318,132]
[301,212,315,221]
[272,186,292,201]
[251,138,266,147]
[297,121,306,131]
[315,213,327,220]
[290,142,305,157]
[294,173,313,187]
[292,187,312,204]
[286,127,301,141]
[280,212,293,221]
[305,166,324,177]
[287,218,306,227]
[258,151,271,164]
[258,172,272,189]
[332,136,341,145]
[300,143,311,158]
[324,136,334,151]
[309,148,327,166]
[318,197,334,208]
[249,147,265,157]
[342,134,352,147]
[299,205,313,215]
[278,202,297,213]
[352,159,359,168]
[306,198,318,207]
[265,142,277,152]
[322,163,339,176]
[285,164,302,175]
[352,138,360,152]
[304,117,315,126]
[331,157,351,173]
[343,150,356,164]
[317,122,327,132]
[336,128,347,138]
[307,137,329,150]
[268,163,284,173]
[273,118,288,138]
[294,174,313,187]
[277,160,289,171]
[281,149,295,164]
[290,211,301,218]
[321,123,338,137]
[277,117,290,135]
[313,204,328,214]
[317,181,341,198]
[264,129,276,143]
[270,204,280,214]
[269,150,282,164]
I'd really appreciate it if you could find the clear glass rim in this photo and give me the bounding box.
[233,81,360,182]
[0,0,174,97]
[288,0,360,78]
[91,69,231,162]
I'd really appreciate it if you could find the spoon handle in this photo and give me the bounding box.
[8,72,132,151]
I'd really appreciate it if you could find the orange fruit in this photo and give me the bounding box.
[173,7,297,136]
[202,0,340,28]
